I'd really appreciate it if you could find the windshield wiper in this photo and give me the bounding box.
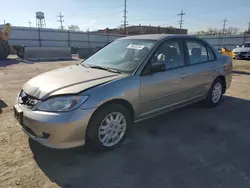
[89,65,122,74]
[107,68,122,74]
[80,63,91,68]
[89,65,108,70]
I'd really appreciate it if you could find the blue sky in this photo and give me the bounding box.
[1,0,249,33]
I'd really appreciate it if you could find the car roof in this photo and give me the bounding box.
[118,34,198,41]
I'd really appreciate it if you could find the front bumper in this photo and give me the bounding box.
[14,104,96,149]
[233,52,250,59]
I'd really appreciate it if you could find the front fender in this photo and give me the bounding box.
[80,75,141,117]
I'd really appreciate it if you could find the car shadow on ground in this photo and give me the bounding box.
[0,57,80,67]
[30,96,250,188]
[0,58,33,67]
[233,70,250,76]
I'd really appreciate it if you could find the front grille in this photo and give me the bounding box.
[19,91,40,109]
[240,52,248,55]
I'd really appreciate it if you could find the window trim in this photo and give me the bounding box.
[206,45,216,61]
[184,38,217,66]
[141,38,186,75]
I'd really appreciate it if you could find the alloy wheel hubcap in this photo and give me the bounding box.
[98,112,126,147]
[212,82,222,103]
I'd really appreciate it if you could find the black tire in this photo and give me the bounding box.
[0,40,10,60]
[86,104,132,151]
[204,78,223,107]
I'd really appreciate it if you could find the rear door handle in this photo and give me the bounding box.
[180,73,187,79]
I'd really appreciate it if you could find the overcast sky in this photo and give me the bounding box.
[1,0,249,33]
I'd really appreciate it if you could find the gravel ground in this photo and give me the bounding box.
[0,56,250,188]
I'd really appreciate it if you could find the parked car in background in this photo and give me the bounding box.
[13,34,233,151]
[233,42,250,59]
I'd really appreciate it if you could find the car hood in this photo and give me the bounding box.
[22,65,125,99]
[233,47,250,53]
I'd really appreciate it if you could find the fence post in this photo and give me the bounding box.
[87,30,90,49]
[67,30,70,47]
[218,32,221,48]
[243,32,246,43]
[38,28,41,47]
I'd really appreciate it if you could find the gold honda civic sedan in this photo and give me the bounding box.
[13,34,232,151]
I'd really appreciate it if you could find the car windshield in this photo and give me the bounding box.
[82,39,156,73]
[244,43,250,47]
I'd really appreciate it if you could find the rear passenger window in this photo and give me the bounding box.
[186,40,210,64]
[151,40,185,69]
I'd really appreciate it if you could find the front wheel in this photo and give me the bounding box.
[204,78,223,107]
[86,104,132,151]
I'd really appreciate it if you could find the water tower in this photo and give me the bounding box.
[36,11,46,28]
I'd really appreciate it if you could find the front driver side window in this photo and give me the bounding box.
[150,39,185,70]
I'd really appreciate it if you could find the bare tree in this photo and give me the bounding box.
[206,28,220,35]
[225,27,240,35]
[68,25,80,31]
[195,28,219,36]
[194,27,239,36]
[166,26,177,34]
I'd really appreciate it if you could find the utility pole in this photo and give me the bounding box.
[4,20,6,24]
[28,20,32,27]
[178,9,185,34]
[248,21,250,32]
[57,12,64,30]
[222,18,228,35]
[123,0,128,35]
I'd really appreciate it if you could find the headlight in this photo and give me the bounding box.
[38,96,89,112]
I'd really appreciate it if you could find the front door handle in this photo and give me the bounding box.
[212,66,217,71]
[180,73,187,79]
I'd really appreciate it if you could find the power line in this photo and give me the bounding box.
[57,12,64,30]
[222,18,228,35]
[177,9,185,34]
[122,0,128,34]
[27,20,32,27]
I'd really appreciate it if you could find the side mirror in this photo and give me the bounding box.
[236,45,239,48]
[143,62,166,75]
[151,62,166,72]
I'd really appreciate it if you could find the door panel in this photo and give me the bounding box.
[184,39,218,97]
[182,62,217,97]
[139,38,192,118]
[139,66,192,117]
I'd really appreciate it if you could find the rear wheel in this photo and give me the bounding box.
[204,78,223,107]
[86,104,132,151]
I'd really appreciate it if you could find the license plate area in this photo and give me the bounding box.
[13,104,23,125]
